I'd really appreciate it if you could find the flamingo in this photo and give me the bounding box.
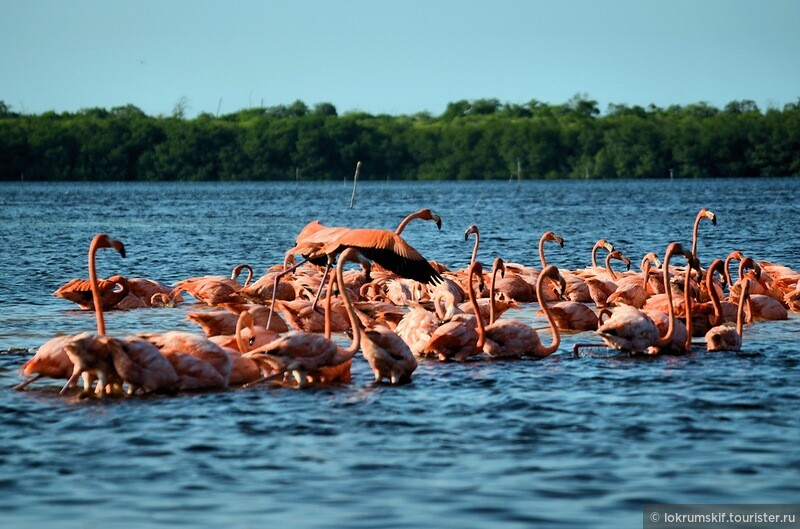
[732,258,788,321]
[211,312,273,386]
[266,212,443,329]
[244,248,365,388]
[421,260,488,362]
[171,275,246,306]
[585,250,631,307]
[138,331,233,390]
[54,275,129,311]
[61,332,179,396]
[187,304,289,336]
[691,208,717,269]
[704,259,739,324]
[231,264,254,288]
[590,239,615,268]
[17,234,126,391]
[483,265,565,359]
[577,242,695,355]
[37,234,179,396]
[360,325,418,385]
[705,276,751,352]
[395,302,444,356]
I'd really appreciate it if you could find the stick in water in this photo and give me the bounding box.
[349,161,361,209]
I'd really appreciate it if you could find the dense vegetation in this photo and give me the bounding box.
[1,95,798,181]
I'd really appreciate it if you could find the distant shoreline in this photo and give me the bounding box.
[2,97,798,181]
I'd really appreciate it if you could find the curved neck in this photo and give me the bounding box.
[88,240,106,335]
[535,267,561,355]
[433,290,456,321]
[656,246,679,347]
[737,280,750,337]
[706,260,724,326]
[232,264,254,287]
[335,254,361,357]
[605,252,618,281]
[468,263,486,348]
[591,241,608,268]
[236,312,255,353]
[538,236,547,268]
[724,252,741,287]
[468,232,479,265]
[489,264,503,325]
[591,241,600,268]
[691,213,702,258]
[395,210,427,234]
[641,259,651,289]
[683,263,692,351]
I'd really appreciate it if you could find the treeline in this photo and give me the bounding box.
[1,95,799,181]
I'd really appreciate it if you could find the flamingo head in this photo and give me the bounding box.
[698,208,717,226]
[543,231,564,247]
[464,224,479,241]
[93,233,126,258]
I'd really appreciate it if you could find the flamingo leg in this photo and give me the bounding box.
[309,262,332,313]
[241,369,287,389]
[265,258,309,330]
[60,371,81,396]
[12,374,42,391]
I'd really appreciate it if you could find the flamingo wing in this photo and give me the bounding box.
[326,229,443,285]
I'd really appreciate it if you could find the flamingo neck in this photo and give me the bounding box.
[591,242,601,268]
[691,213,702,258]
[469,234,479,265]
[468,265,486,349]
[605,253,618,281]
[88,242,105,335]
[336,257,361,358]
[706,262,724,326]
[235,312,254,353]
[535,269,561,356]
[538,237,547,268]
[489,267,502,325]
[641,260,651,289]
[395,211,422,235]
[683,264,693,351]
[657,249,677,347]
[724,253,740,287]
[736,280,750,337]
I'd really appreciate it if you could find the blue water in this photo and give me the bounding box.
[1,179,799,528]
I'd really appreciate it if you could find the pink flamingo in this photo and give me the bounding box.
[590,239,615,268]
[691,208,716,267]
[732,258,788,321]
[54,275,130,311]
[360,324,418,385]
[577,242,694,355]
[705,274,751,352]
[138,330,233,390]
[483,265,565,359]
[17,233,126,391]
[421,260,488,362]
[243,247,365,388]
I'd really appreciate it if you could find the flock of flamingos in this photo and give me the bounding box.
[13,208,800,397]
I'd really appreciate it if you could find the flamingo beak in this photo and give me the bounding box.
[112,240,126,258]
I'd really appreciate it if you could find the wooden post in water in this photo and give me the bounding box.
[349,161,361,209]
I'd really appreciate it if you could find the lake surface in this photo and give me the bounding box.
[1,179,798,529]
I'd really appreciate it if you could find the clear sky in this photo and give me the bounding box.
[2,0,798,117]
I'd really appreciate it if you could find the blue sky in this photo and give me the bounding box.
[2,0,798,117]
